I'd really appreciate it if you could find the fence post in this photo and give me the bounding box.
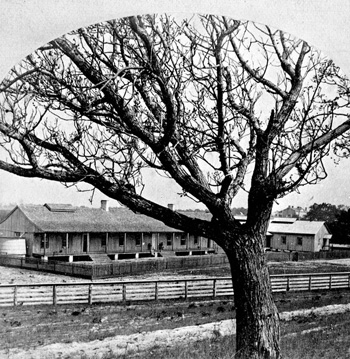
[13,286,18,306]
[122,284,126,302]
[88,284,93,305]
[213,279,217,298]
[308,275,312,291]
[286,277,290,292]
[155,282,158,301]
[329,274,332,290]
[53,285,57,305]
[184,280,188,300]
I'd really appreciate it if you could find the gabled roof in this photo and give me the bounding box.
[268,220,328,235]
[16,204,213,233]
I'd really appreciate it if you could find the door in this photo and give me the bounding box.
[83,234,88,253]
[266,236,271,248]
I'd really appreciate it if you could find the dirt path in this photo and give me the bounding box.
[2,257,350,285]
[2,303,350,359]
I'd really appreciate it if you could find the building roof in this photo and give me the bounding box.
[0,203,329,236]
[0,209,11,223]
[267,220,328,236]
[11,204,213,233]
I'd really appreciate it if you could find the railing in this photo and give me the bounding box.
[270,272,350,292]
[1,272,350,307]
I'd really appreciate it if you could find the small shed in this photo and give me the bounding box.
[267,220,331,252]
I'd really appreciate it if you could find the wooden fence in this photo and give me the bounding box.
[0,254,229,279]
[1,272,350,307]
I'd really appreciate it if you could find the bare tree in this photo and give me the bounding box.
[1,14,350,358]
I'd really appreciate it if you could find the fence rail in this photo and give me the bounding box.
[1,272,350,307]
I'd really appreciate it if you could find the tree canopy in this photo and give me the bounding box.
[304,202,344,222]
[0,14,349,226]
[305,202,350,244]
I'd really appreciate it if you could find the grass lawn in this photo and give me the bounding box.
[126,311,350,359]
[1,288,350,358]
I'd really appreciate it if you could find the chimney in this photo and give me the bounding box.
[101,200,109,211]
[168,203,174,211]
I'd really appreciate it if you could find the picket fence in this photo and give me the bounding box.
[1,272,350,307]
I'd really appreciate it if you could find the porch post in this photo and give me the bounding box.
[43,233,48,261]
[66,233,69,253]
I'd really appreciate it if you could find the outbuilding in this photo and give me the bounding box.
[266,219,332,252]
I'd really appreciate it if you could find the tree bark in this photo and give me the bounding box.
[225,231,281,359]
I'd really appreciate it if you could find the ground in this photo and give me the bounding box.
[1,259,350,358]
[2,257,350,284]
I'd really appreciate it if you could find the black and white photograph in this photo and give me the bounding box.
[1,1,350,358]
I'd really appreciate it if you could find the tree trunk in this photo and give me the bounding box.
[225,231,281,359]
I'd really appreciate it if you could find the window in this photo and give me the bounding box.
[40,234,49,249]
[14,232,21,237]
[297,237,303,246]
[180,233,187,246]
[281,236,287,245]
[62,235,67,248]
[194,235,199,245]
[166,233,172,246]
[119,234,125,247]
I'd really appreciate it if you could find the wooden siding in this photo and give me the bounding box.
[314,225,329,251]
[0,208,38,236]
[0,208,38,256]
[89,233,106,253]
[107,233,122,252]
[271,234,316,252]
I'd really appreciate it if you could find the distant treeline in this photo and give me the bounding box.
[304,203,350,244]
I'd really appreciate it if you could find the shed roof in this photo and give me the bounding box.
[267,220,327,235]
[16,204,212,233]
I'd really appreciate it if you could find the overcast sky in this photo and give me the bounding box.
[0,0,350,210]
